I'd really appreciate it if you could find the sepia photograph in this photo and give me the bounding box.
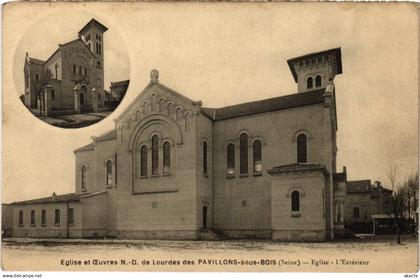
[1,2,418,275]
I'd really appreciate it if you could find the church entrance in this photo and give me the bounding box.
[202,206,208,229]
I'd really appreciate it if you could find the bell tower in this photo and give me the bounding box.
[287,48,342,93]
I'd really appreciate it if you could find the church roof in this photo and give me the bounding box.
[11,193,80,206]
[267,163,329,178]
[346,180,372,193]
[78,18,108,35]
[110,80,130,89]
[287,47,342,82]
[201,89,325,121]
[73,142,95,153]
[27,57,45,66]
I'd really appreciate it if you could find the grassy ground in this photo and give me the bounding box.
[2,236,418,272]
[38,112,111,128]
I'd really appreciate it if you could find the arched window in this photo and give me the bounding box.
[163,142,171,175]
[307,77,313,89]
[41,209,46,226]
[240,133,248,175]
[30,210,35,226]
[51,89,55,101]
[81,165,87,190]
[140,145,147,177]
[227,143,235,176]
[253,140,262,174]
[297,133,307,163]
[291,191,300,212]
[315,75,322,87]
[79,66,82,75]
[72,64,76,74]
[114,153,118,185]
[19,211,23,226]
[106,160,113,185]
[84,68,88,76]
[54,209,60,225]
[203,141,208,175]
[152,135,159,175]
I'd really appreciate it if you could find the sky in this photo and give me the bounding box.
[3,2,418,203]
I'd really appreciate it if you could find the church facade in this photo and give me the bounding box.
[11,48,359,241]
[23,19,108,116]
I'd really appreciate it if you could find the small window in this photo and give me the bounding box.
[19,211,23,226]
[307,77,313,89]
[353,207,360,218]
[227,143,235,176]
[68,208,74,225]
[163,142,171,175]
[41,209,46,226]
[291,191,300,212]
[35,74,40,81]
[253,140,262,174]
[106,160,113,186]
[51,89,55,101]
[315,75,322,87]
[72,64,76,74]
[54,209,60,225]
[30,210,35,226]
[297,133,307,163]
[140,146,147,177]
[152,136,159,176]
[81,165,87,190]
[98,93,101,100]
[203,141,208,175]
[86,34,91,41]
[84,68,88,76]
[79,66,82,75]
[240,133,248,175]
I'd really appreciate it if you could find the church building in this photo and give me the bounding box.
[23,19,108,116]
[11,48,358,241]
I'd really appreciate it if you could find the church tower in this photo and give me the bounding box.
[287,48,342,93]
[78,19,108,105]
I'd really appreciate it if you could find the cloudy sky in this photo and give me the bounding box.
[3,2,418,203]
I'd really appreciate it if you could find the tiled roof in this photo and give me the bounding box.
[267,163,329,178]
[78,18,108,35]
[28,57,45,65]
[346,180,371,193]
[110,80,130,89]
[73,142,95,153]
[201,89,325,121]
[11,193,80,206]
[94,129,117,142]
[287,47,342,82]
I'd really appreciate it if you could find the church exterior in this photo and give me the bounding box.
[10,47,370,241]
[23,19,108,116]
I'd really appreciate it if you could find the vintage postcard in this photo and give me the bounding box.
[1,1,418,274]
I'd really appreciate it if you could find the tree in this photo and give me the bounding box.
[387,165,404,244]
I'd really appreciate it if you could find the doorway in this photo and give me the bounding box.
[202,206,208,229]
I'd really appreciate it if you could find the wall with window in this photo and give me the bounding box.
[112,86,202,238]
[212,101,334,235]
[271,172,327,241]
[344,192,371,223]
[195,113,214,230]
[75,149,96,194]
[24,63,44,109]
[11,202,82,238]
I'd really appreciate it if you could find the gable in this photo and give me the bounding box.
[59,39,96,60]
[114,79,201,126]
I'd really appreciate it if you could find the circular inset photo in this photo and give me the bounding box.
[15,15,130,128]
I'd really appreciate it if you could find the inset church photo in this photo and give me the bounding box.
[21,18,129,128]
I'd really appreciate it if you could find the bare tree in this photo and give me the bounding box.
[387,165,404,244]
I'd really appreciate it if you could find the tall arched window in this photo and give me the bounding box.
[307,77,313,89]
[291,191,300,212]
[54,209,60,225]
[315,75,322,87]
[81,165,87,190]
[203,141,208,175]
[51,89,55,101]
[114,153,118,185]
[240,133,248,175]
[106,160,113,185]
[72,64,76,74]
[140,145,148,177]
[253,140,262,175]
[152,135,159,175]
[297,133,307,163]
[79,66,82,75]
[227,143,235,176]
[163,142,171,175]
